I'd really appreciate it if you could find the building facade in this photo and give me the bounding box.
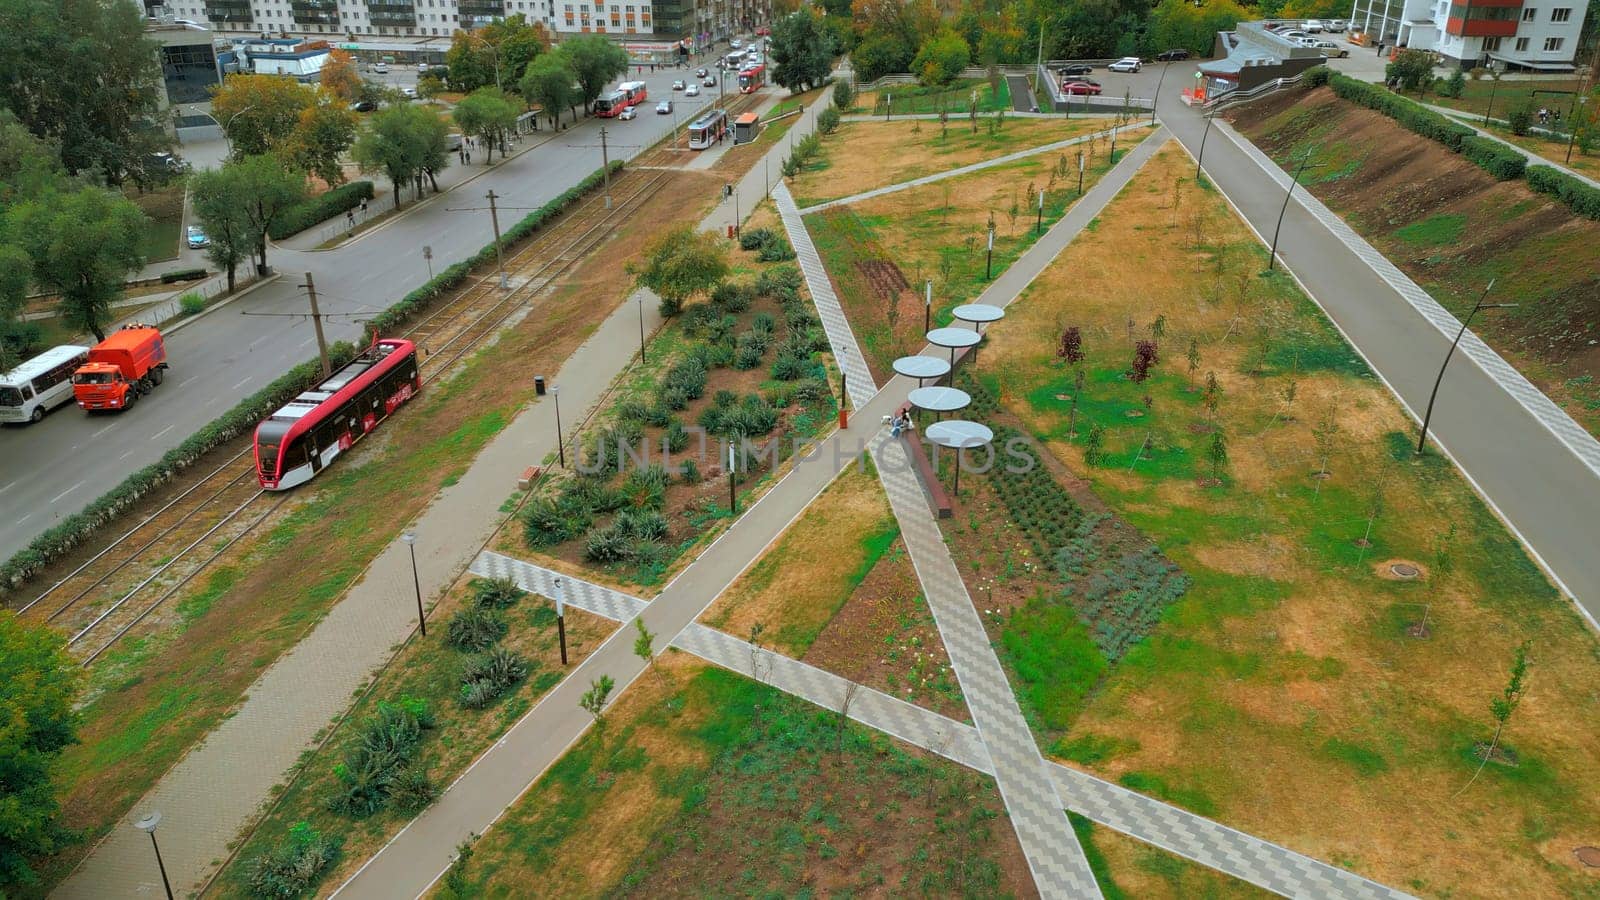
[1349,0,1587,69]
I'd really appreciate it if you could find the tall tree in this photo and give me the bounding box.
[564,35,631,112]
[288,98,358,188]
[446,14,550,92]
[227,155,306,275]
[519,52,580,130]
[353,104,451,208]
[210,75,317,159]
[912,26,970,85]
[771,7,837,92]
[452,87,520,163]
[629,225,730,317]
[189,167,259,292]
[849,30,914,82]
[0,613,83,891]
[10,187,146,341]
[319,49,363,103]
[0,0,165,182]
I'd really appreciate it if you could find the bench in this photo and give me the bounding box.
[901,431,952,518]
[517,465,543,490]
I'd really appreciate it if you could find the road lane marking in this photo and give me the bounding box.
[249,334,271,349]
[0,480,14,495]
[151,424,175,441]
[299,336,314,348]
[118,449,135,460]
[232,377,252,390]
[17,513,29,524]
[50,481,84,504]
[91,423,115,438]
[178,375,198,388]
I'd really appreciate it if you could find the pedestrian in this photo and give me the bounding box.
[346,209,355,230]
[1375,39,1384,56]
[890,412,905,438]
[360,199,368,214]
[466,150,471,164]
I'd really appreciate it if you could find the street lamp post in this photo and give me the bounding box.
[552,385,565,468]
[1416,281,1514,455]
[727,437,739,513]
[1151,60,1171,125]
[924,280,932,333]
[1196,108,1216,181]
[637,293,647,363]
[1268,154,1323,272]
[985,224,995,280]
[1483,69,1502,126]
[553,576,568,665]
[134,812,174,900]
[400,532,425,636]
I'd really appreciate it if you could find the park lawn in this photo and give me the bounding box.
[434,656,1034,898]
[32,174,717,893]
[1453,115,1600,183]
[971,139,1600,897]
[859,77,1011,116]
[128,179,185,263]
[1072,814,1275,899]
[806,127,1147,382]
[789,116,1124,208]
[1417,76,1583,121]
[506,235,841,593]
[212,579,615,897]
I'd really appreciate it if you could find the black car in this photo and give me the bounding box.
[1057,63,1093,77]
[1155,48,1192,61]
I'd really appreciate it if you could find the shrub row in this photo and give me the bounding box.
[1525,164,1600,221]
[268,180,375,240]
[160,267,207,283]
[1327,73,1474,152]
[0,342,358,589]
[246,822,342,899]
[1,161,624,593]
[325,698,437,819]
[1461,135,1526,181]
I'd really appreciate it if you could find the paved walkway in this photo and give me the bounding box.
[774,183,877,409]
[472,552,1410,899]
[798,122,1153,214]
[1421,100,1600,191]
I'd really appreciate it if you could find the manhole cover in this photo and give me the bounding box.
[1391,563,1420,579]
[1576,846,1600,868]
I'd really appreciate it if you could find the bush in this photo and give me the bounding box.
[584,527,630,563]
[444,606,508,652]
[833,79,854,109]
[818,106,841,135]
[1327,73,1473,151]
[664,419,690,453]
[755,264,802,300]
[616,507,669,541]
[246,822,342,899]
[267,181,376,240]
[792,377,831,405]
[770,350,811,381]
[159,267,207,283]
[1304,66,1332,88]
[1441,69,1466,99]
[1461,135,1526,180]
[1508,104,1533,136]
[178,292,206,316]
[738,228,776,251]
[328,744,399,818]
[1526,164,1600,220]
[523,497,589,546]
[459,646,527,708]
[710,280,755,312]
[388,767,439,812]
[360,701,427,759]
[756,237,795,262]
[679,458,700,483]
[471,576,524,608]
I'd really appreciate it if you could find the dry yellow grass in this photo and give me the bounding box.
[979,140,1600,897]
[791,117,1138,206]
[1085,821,1276,898]
[700,463,894,655]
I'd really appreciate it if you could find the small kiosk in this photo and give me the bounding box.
[733,112,762,145]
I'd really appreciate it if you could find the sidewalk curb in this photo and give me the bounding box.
[163,272,284,336]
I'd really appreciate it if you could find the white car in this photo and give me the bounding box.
[1302,19,1325,32]
[1107,57,1142,73]
[400,85,417,98]
[618,105,637,120]
[672,79,686,91]
[730,39,743,49]
[1325,19,1348,32]
[371,62,389,74]
[685,83,700,96]
[1311,39,1349,57]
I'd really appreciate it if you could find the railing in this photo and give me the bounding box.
[852,64,1039,91]
[1036,62,1155,115]
[1200,68,1317,111]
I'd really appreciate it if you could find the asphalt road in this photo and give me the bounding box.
[0,65,725,564]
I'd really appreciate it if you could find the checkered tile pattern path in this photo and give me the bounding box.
[1219,121,1600,478]
[773,183,877,411]
[469,553,647,622]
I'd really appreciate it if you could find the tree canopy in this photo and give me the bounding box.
[446,14,550,92]
[320,49,363,102]
[912,27,970,86]
[0,0,166,182]
[630,225,730,317]
[9,186,146,341]
[354,104,451,207]
[849,31,914,83]
[190,165,263,292]
[520,51,581,129]
[228,155,307,275]
[564,35,631,112]
[452,87,521,163]
[211,75,319,159]
[286,98,358,188]
[0,613,82,891]
[771,8,837,92]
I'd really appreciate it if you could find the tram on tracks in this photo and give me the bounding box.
[687,108,729,149]
[737,63,765,93]
[253,338,421,490]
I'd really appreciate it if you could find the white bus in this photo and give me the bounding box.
[0,345,91,424]
[687,109,728,149]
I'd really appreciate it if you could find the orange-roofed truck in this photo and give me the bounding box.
[73,324,169,412]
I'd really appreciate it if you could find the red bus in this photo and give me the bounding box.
[737,64,765,94]
[594,89,629,117]
[619,80,648,104]
[253,338,421,490]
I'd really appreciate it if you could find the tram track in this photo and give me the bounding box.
[18,150,680,665]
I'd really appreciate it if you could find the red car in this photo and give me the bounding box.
[755,25,771,35]
[1061,80,1103,95]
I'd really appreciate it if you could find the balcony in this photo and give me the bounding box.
[291,0,340,26]
[1446,0,1522,35]
[366,0,416,26]
[204,0,252,23]
[458,0,505,18]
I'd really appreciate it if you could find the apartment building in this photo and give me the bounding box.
[1349,0,1588,69]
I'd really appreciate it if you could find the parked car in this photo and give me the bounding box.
[619,106,638,120]
[696,67,708,77]
[185,225,209,249]
[1057,63,1094,77]
[400,85,417,98]
[417,62,432,74]
[1311,39,1350,57]
[730,39,743,49]
[1325,19,1348,32]
[370,62,389,74]
[755,25,770,35]
[1155,48,1192,61]
[1108,57,1142,73]
[349,100,377,112]
[1302,19,1325,32]
[672,79,686,91]
[656,99,673,114]
[703,75,717,86]
[686,83,700,96]
[1061,80,1103,95]
[1278,30,1310,40]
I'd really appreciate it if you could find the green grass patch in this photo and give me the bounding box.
[1000,599,1108,733]
[1116,771,1218,818]
[1322,737,1390,776]
[1393,213,1467,247]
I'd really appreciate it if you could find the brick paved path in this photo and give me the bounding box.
[774,182,877,410]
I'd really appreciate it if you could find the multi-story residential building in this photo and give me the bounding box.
[1349,0,1588,69]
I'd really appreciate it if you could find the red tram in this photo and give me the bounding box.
[253,338,421,490]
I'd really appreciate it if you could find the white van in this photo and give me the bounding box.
[0,345,91,424]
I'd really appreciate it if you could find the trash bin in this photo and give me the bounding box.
[535,375,547,396]
[727,224,735,239]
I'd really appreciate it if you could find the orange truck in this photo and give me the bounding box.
[72,324,169,412]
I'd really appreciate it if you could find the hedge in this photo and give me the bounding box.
[1327,73,1474,152]
[1525,164,1600,221]
[0,342,358,589]
[2,160,627,590]
[362,160,623,340]
[268,181,376,241]
[1461,135,1526,181]
[160,268,208,283]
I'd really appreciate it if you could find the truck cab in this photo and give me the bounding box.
[73,325,168,412]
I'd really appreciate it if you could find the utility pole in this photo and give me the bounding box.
[599,127,612,209]
[301,272,331,378]
[485,189,507,289]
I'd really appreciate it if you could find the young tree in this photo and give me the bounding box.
[1083,423,1106,464]
[189,168,258,292]
[1067,365,1086,437]
[578,674,615,729]
[446,14,550,92]
[1202,371,1222,419]
[1386,49,1436,92]
[211,74,317,159]
[1056,326,1083,363]
[835,680,860,756]
[770,7,837,92]
[629,225,730,317]
[452,87,520,163]
[287,98,358,187]
[565,34,630,112]
[1129,340,1158,383]
[520,51,580,131]
[832,78,854,110]
[1458,641,1531,796]
[1312,400,1340,477]
[0,612,84,889]
[320,49,363,103]
[1185,338,1200,389]
[913,27,971,86]
[10,187,146,341]
[632,617,656,672]
[229,155,307,275]
[1206,428,1229,482]
[354,104,451,208]
[848,30,914,83]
